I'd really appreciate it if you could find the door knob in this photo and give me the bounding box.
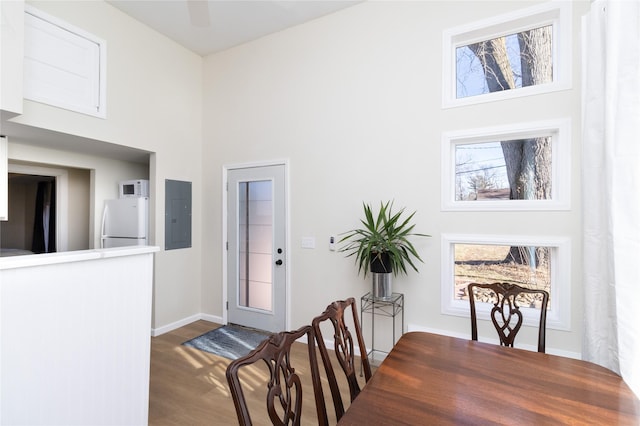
[275,259,283,266]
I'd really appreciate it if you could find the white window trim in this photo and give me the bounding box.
[441,233,571,331]
[441,118,571,211]
[24,5,107,118]
[442,1,572,108]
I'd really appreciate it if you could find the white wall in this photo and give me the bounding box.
[4,0,204,329]
[67,167,91,250]
[202,0,589,354]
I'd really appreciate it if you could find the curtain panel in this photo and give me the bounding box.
[582,0,640,398]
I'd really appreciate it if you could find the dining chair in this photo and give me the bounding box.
[467,282,550,353]
[311,298,372,421]
[225,325,328,426]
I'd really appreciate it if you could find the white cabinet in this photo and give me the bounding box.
[1,0,23,220]
[1,2,106,118]
[0,0,25,116]
[23,5,106,118]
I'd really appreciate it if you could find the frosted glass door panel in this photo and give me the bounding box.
[238,181,273,311]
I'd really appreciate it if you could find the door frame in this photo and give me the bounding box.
[7,162,69,251]
[222,159,290,330]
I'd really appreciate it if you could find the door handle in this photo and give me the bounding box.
[275,259,283,266]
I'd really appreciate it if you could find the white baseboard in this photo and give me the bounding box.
[151,313,224,337]
[200,313,224,324]
[407,323,470,339]
[407,323,581,360]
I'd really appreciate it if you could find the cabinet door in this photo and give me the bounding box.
[0,0,24,116]
[23,5,105,117]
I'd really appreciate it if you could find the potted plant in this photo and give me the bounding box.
[339,201,429,299]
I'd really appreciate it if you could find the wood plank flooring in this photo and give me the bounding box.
[149,320,371,425]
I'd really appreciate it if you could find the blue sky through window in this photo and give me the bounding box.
[456,33,524,99]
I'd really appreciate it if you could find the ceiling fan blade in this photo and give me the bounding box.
[186,0,211,27]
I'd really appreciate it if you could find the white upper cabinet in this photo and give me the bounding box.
[23,5,106,118]
[1,0,25,116]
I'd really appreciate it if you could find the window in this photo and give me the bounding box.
[23,5,106,118]
[441,119,571,211]
[456,25,552,99]
[442,1,571,108]
[441,234,571,331]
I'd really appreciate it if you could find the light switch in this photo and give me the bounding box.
[301,237,315,249]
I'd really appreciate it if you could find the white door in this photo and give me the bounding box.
[227,164,286,332]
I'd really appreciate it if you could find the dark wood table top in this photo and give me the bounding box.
[338,331,640,425]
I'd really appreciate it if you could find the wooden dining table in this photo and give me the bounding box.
[338,331,640,425]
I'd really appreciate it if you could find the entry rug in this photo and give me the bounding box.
[182,324,272,360]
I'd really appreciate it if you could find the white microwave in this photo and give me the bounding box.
[119,179,149,198]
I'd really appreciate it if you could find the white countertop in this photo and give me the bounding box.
[0,246,160,270]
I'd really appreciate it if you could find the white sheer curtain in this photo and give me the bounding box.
[582,0,640,398]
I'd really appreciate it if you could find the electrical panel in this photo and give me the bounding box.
[165,179,191,250]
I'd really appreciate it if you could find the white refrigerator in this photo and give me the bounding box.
[100,197,149,248]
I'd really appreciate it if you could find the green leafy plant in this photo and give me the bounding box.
[339,201,429,277]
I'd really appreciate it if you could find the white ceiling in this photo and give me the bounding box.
[107,0,362,56]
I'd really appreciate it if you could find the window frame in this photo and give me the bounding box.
[442,1,572,108]
[441,233,571,331]
[441,118,571,212]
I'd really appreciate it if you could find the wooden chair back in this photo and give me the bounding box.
[225,325,328,426]
[468,282,549,353]
[311,298,372,421]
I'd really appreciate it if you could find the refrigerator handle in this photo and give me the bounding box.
[100,204,108,249]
